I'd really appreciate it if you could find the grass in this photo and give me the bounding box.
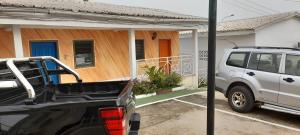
[136,87,207,106]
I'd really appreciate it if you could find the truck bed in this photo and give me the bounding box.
[0,80,131,106]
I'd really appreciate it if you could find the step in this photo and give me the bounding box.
[260,103,300,115]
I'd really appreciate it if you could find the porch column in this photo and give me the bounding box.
[193,29,199,87]
[12,25,24,58]
[128,29,137,79]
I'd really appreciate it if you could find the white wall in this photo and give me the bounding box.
[255,18,300,48]
[180,34,255,66]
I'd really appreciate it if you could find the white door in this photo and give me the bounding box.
[244,53,282,103]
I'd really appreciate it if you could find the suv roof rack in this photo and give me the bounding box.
[233,46,300,51]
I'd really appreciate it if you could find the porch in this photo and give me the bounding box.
[136,55,197,87]
[0,0,206,87]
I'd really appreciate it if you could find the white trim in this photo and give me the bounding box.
[12,25,24,58]
[193,29,199,87]
[135,93,157,99]
[172,86,186,91]
[0,18,199,30]
[128,29,137,79]
[0,81,18,89]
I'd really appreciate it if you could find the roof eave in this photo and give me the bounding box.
[0,6,207,28]
[180,29,255,38]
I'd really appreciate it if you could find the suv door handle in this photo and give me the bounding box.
[246,72,255,76]
[283,78,295,83]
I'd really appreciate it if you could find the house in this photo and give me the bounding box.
[180,11,300,69]
[0,0,207,87]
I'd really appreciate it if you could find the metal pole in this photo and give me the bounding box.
[207,0,217,135]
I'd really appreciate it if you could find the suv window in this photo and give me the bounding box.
[285,54,300,76]
[248,53,282,73]
[226,52,249,68]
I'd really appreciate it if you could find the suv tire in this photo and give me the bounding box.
[228,85,254,113]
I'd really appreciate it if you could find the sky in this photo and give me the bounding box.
[94,0,300,21]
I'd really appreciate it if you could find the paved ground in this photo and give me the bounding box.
[136,91,300,135]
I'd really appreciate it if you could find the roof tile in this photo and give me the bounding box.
[0,0,203,20]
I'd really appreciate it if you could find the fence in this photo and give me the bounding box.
[136,52,208,86]
[136,55,194,80]
[199,50,208,86]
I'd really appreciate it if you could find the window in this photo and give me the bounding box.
[248,53,260,70]
[285,55,300,76]
[135,40,145,60]
[226,52,249,68]
[74,40,95,68]
[248,53,281,73]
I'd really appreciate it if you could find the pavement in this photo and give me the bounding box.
[136,91,300,135]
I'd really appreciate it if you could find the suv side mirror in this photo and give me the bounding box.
[0,81,18,89]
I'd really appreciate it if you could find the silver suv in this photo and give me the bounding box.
[216,47,300,115]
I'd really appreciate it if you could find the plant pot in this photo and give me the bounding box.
[156,89,172,95]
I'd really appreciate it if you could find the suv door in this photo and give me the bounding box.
[244,53,282,103]
[279,54,300,108]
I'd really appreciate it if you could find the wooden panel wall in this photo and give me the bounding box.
[0,28,15,58]
[135,31,179,58]
[21,29,179,83]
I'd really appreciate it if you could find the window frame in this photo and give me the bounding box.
[247,52,283,73]
[73,40,95,69]
[135,39,145,60]
[226,52,250,68]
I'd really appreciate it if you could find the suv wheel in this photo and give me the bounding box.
[228,85,254,113]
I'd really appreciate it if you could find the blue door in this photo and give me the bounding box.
[31,42,59,84]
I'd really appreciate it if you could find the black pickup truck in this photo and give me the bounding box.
[0,57,140,135]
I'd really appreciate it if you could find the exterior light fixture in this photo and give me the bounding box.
[152,32,157,40]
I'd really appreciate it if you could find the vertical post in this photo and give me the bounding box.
[193,29,199,87]
[207,0,217,135]
[180,56,183,76]
[128,29,137,79]
[12,25,24,58]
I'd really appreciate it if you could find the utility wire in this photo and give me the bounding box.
[280,0,300,3]
[231,0,273,15]
[223,0,268,15]
[242,0,280,13]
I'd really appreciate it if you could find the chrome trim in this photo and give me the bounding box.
[0,81,18,89]
[3,56,82,100]
[40,56,81,81]
[6,60,36,99]
[260,104,300,115]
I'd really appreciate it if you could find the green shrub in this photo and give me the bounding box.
[144,66,182,89]
[145,66,166,88]
[165,72,182,87]
[133,81,157,95]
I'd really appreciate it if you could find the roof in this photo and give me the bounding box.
[216,11,300,32]
[0,0,207,26]
[181,11,300,35]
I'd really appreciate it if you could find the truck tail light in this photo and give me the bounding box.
[99,107,125,135]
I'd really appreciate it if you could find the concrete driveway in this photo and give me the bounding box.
[136,91,300,135]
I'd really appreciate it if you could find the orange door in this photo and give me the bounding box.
[159,39,171,74]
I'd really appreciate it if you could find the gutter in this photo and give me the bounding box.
[0,6,206,25]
